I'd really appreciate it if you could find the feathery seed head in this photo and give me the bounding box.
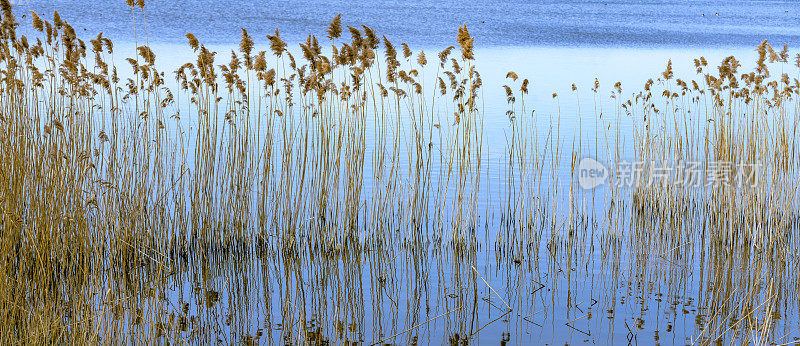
[383,35,397,63]
[254,51,267,71]
[662,59,673,80]
[186,33,199,51]
[240,28,254,57]
[348,26,362,48]
[326,13,342,40]
[53,11,63,28]
[361,25,379,49]
[102,37,113,54]
[267,29,287,57]
[438,46,454,67]
[30,11,43,32]
[401,43,412,59]
[505,71,518,81]
[456,24,474,60]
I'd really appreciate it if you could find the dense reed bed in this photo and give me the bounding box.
[0,1,799,344]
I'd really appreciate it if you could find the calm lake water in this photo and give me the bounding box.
[12,0,800,47]
[12,0,800,344]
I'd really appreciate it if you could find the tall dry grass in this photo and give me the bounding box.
[0,0,798,343]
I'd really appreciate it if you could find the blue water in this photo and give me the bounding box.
[13,0,800,47]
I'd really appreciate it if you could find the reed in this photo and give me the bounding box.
[0,0,799,343]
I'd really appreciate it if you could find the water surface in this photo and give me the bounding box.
[14,0,800,47]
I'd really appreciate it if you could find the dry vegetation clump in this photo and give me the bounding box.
[0,0,798,343]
